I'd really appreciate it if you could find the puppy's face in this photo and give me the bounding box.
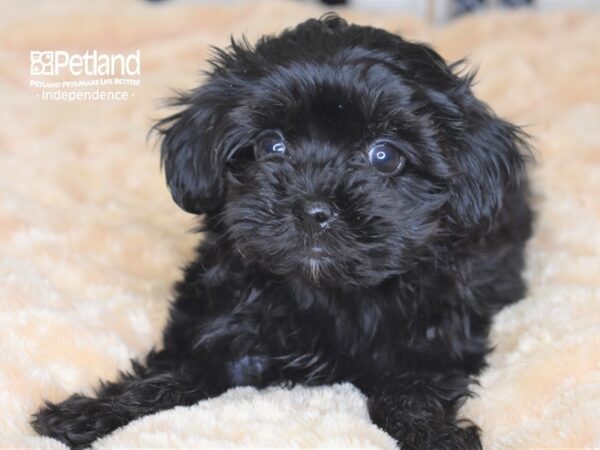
[157,17,528,287]
[221,65,448,286]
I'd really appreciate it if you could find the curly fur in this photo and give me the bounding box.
[31,15,532,450]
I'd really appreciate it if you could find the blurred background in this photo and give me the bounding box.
[147,0,600,23]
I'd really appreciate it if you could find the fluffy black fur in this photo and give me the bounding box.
[32,15,532,449]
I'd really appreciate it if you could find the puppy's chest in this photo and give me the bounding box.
[284,287,408,366]
[226,292,396,385]
[223,283,442,385]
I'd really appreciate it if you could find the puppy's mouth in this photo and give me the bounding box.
[300,254,333,285]
[308,244,326,255]
[296,243,339,285]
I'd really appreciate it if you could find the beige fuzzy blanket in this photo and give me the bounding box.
[1,1,599,448]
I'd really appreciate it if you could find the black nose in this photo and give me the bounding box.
[302,201,334,233]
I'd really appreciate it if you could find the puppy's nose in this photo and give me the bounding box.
[302,201,334,234]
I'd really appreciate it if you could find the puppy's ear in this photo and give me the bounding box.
[154,85,231,215]
[447,92,531,235]
[395,48,532,235]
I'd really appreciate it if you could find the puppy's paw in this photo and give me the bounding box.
[31,394,116,450]
[397,422,482,450]
[431,423,481,450]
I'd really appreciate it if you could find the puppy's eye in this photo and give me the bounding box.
[368,142,406,175]
[254,131,286,158]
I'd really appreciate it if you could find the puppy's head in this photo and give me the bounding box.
[155,15,529,287]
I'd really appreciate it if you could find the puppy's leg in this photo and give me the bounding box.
[31,349,228,449]
[366,372,481,450]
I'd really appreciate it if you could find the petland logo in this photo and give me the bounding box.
[30,50,140,76]
[29,50,141,102]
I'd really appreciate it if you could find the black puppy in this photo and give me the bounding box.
[32,15,532,449]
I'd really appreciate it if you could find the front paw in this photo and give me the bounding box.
[397,421,482,450]
[31,394,118,450]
